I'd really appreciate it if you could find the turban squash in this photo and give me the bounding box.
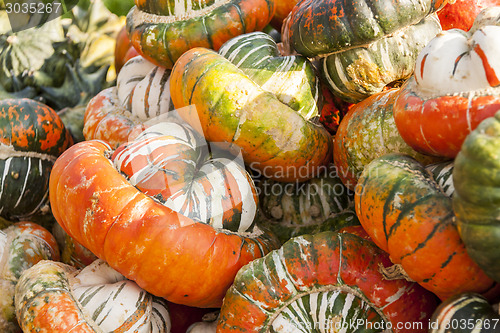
[126,0,275,69]
[333,89,442,190]
[0,222,60,333]
[281,0,444,103]
[0,99,73,223]
[453,111,500,283]
[49,121,279,308]
[217,231,438,332]
[355,154,495,300]
[393,6,500,158]
[84,55,175,148]
[15,259,171,332]
[170,46,332,182]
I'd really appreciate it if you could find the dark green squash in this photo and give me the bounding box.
[453,111,500,283]
[429,293,500,333]
[0,99,73,222]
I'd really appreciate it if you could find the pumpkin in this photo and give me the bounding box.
[269,0,298,31]
[126,0,275,69]
[281,0,444,103]
[393,6,500,159]
[170,47,332,182]
[0,222,60,333]
[51,222,98,269]
[115,25,139,74]
[217,231,439,332]
[84,55,175,148]
[437,0,500,30]
[14,259,171,332]
[0,99,73,223]
[429,293,500,333]
[333,89,442,190]
[256,163,357,243]
[453,111,500,283]
[49,120,279,308]
[426,160,455,197]
[355,153,496,300]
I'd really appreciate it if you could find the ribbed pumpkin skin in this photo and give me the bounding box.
[170,47,332,182]
[333,89,442,190]
[0,99,73,221]
[393,8,500,158]
[355,154,495,300]
[49,135,279,308]
[453,112,500,283]
[429,293,500,333]
[0,222,60,333]
[284,0,446,58]
[320,14,441,103]
[126,0,275,69]
[217,232,438,332]
[15,260,171,332]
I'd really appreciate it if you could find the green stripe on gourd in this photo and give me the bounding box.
[219,32,320,120]
[321,15,441,103]
[453,111,500,283]
[426,160,454,197]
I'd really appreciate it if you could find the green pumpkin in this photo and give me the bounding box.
[429,293,500,333]
[453,111,500,283]
[282,0,445,103]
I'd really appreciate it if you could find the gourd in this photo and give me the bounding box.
[84,55,175,148]
[126,0,275,69]
[217,231,438,332]
[355,153,496,300]
[170,47,332,182]
[429,293,500,333]
[49,120,279,308]
[14,259,171,332]
[281,0,444,103]
[256,163,357,243]
[333,89,442,190]
[393,6,500,158]
[0,222,60,333]
[0,98,73,223]
[453,110,500,283]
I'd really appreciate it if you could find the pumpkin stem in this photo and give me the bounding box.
[378,263,416,282]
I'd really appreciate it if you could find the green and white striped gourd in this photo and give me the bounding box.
[426,160,455,197]
[218,31,321,120]
[256,164,358,243]
[15,259,171,332]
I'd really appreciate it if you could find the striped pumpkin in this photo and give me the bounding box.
[170,47,332,182]
[49,121,279,308]
[126,0,275,69]
[393,6,500,158]
[333,89,442,190]
[426,160,455,197]
[1,222,60,333]
[217,231,439,332]
[218,31,321,121]
[0,99,73,223]
[84,55,175,148]
[281,0,444,103]
[15,259,171,332]
[429,293,500,333]
[355,154,495,300]
[256,163,357,243]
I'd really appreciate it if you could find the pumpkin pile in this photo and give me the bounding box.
[2,0,500,332]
